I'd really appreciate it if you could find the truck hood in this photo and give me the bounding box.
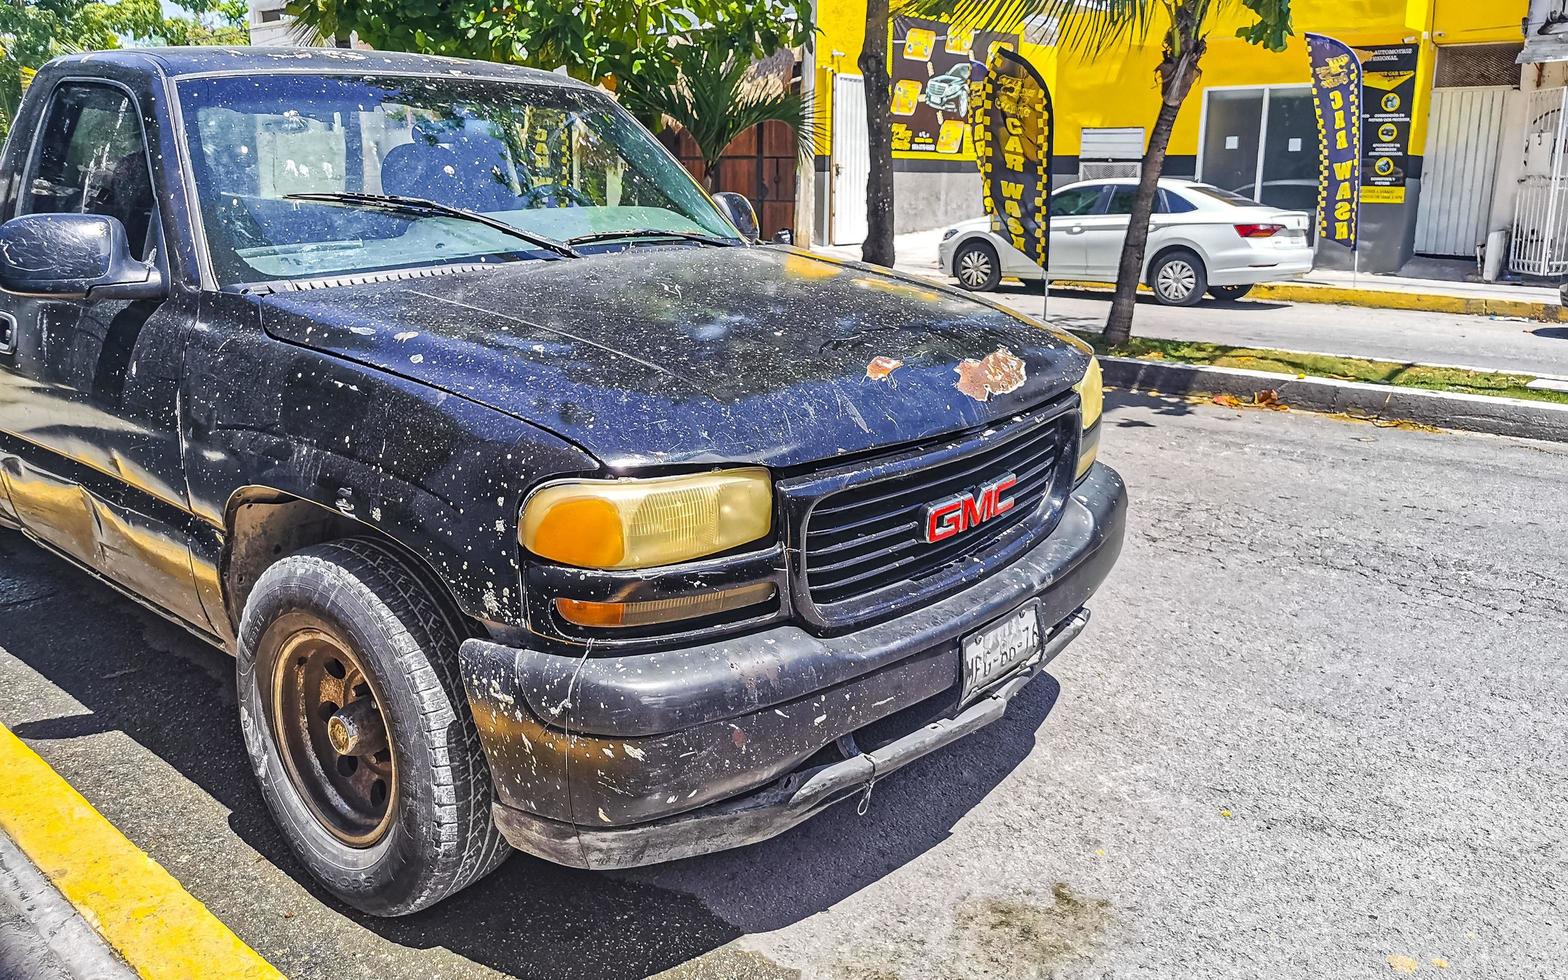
[257,246,1091,469]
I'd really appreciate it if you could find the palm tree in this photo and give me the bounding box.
[285,0,356,47]
[860,0,896,267]
[621,43,820,191]
[910,0,1292,344]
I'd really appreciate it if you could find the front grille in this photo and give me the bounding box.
[794,404,1078,625]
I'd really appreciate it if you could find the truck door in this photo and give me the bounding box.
[0,79,210,631]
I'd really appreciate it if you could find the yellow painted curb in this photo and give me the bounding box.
[1050,279,1568,322]
[0,724,284,980]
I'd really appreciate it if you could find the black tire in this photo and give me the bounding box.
[1148,249,1207,306]
[953,239,1002,291]
[1208,284,1254,302]
[237,539,510,916]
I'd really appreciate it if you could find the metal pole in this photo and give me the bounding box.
[1043,75,1055,324]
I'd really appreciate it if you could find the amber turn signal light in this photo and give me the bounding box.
[554,582,778,628]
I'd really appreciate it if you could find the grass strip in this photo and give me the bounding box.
[1074,333,1568,407]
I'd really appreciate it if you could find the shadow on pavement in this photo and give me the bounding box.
[1104,388,1196,423]
[989,281,1292,312]
[0,529,1059,979]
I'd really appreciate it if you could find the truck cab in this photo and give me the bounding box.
[0,48,1125,916]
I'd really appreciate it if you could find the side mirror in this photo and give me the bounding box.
[0,213,165,301]
[713,191,760,243]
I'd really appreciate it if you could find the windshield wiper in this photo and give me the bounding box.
[283,192,581,259]
[565,228,738,248]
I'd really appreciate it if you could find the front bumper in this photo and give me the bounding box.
[458,462,1127,870]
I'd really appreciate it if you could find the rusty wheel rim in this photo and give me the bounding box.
[269,628,398,847]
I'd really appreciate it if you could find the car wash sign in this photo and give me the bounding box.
[891,16,1018,156]
[970,48,1052,269]
[1357,43,1419,205]
[1307,33,1362,249]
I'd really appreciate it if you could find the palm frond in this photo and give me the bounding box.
[899,0,1219,59]
[622,44,822,177]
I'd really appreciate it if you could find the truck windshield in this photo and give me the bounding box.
[175,72,742,285]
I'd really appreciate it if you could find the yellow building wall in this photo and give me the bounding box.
[813,0,1525,161]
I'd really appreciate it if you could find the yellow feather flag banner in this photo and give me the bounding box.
[969,47,1052,271]
[1307,33,1362,249]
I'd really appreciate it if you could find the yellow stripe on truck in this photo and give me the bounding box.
[0,723,284,980]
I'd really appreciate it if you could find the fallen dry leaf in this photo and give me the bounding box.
[1387,954,1419,974]
[1213,394,1242,408]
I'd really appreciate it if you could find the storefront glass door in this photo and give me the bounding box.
[1199,86,1318,219]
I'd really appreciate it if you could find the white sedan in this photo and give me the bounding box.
[937,178,1315,305]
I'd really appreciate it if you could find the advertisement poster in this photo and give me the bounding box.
[1306,33,1362,249]
[891,16,1018,156]
[970,48,1052,269]
[1356,43,1418,205]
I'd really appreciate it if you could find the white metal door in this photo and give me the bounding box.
[831,73,869,246]
[1511,87,1568,276]
[1416,86,1511,257]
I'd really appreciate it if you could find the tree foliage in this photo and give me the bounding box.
[0,0,248,135]
[286,0,813,86]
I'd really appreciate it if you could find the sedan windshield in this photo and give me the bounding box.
[175,72,742,285]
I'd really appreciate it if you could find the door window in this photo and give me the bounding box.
[1050,186,1103,216]
[24,84,156,260]
[1102,186,1185,215]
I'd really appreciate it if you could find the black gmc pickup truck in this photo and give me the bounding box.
[0,48,1125,915]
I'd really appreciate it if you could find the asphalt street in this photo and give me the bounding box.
[0,394,1563,979]
[992,284,1568,379]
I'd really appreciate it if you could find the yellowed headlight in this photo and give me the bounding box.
[520,468,773,569]
[1074,356,1104,480]
[1074,356,1104,430]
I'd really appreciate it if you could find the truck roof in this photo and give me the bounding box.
[46,46,586,88]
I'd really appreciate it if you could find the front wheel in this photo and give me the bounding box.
[953,240,1002,291]
[237,539,510,916]
[1148,250,1207,306]
[1208,284,1254,302]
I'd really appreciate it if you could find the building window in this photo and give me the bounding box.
[1198,86,1318,217]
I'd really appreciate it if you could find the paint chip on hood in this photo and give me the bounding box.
[866,355,904,382]
[954,346,1026,402]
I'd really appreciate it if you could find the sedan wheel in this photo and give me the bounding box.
[1150,251,1207,307]
[954,241,1002,291]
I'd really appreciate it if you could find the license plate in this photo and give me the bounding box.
[960,601,1043,704]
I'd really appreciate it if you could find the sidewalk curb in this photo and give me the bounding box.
[1101,356,1568,443]
[0,829,137,980]
[1048,278,1568,321]
[0,724,284,980]
[1250,282,1568,322]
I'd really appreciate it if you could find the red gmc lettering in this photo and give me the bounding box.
[924,475,1018,543]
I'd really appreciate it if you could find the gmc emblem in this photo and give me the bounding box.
[923,473,1018,544]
